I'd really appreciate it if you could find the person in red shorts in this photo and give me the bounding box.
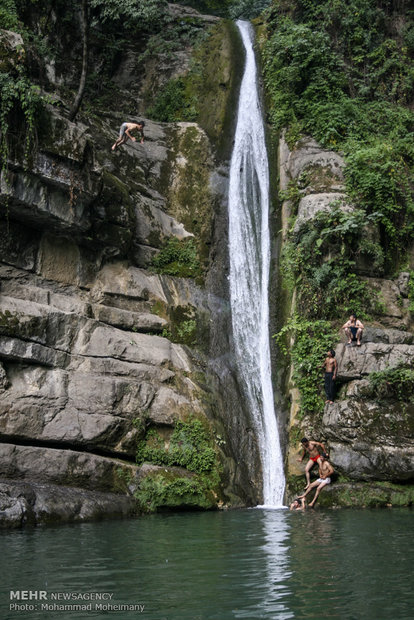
[298,453,334,507]
[298,437,328,490]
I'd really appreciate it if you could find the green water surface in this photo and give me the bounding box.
[1,508,413,619]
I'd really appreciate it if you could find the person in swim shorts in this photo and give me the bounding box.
[112,121,145,151]
[298,437,328,490]
[298,453,334,508]
[342,314,364,346]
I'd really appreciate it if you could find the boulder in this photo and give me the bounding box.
[336,341,414,380]
[294,192,351,231]
[0,443,139,493]
[0,480,138,527]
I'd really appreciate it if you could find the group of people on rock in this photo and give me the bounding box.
[290,316,365,510]
[290,438,334,510]
[322,314,365,404]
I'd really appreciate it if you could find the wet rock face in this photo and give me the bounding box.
[280,134,414,500]
[0,89,256,523]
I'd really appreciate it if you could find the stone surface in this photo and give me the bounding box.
[286,137,345,182]
[294,192,351,231]
[0,16,264,526]
[335,341,414,380]
[281,134,414,492]
[0,480,138,527]
[0,443,139,492]
[322,399,414,480]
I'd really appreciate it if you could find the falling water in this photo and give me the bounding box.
[228,20,285,507]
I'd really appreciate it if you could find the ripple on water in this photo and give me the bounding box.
[1,509,413,619]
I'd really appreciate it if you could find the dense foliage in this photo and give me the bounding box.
[136,418,216,473]
[263,0,414,256]
[151,237,201,278]
[168,0,271,18]
[135,417,221,512]
[267,1,414,416]
[275,317,336,416]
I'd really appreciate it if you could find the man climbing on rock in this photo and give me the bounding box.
[112,121,145,151]
[323,349,337,404]
[342,314,364,346]
[298,437,328,490]
[298,453,334,508]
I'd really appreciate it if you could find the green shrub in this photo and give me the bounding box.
[151,237,201,278]
[281,207,381,319]
[368,364,414,401]
[136,418,217,473]
[147,77,198,122]
[262,0,414,259]
[135,474,212,513]
[275,316,337,416]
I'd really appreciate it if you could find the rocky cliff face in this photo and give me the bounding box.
[0,10,263,527]
[279,134,414,506]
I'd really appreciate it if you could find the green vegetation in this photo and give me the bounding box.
[408,271,414,313]
[135,472,214,513]
[262,0,414,257]
[147,77,198,122]
[135,417,221,512]
[281,207,383,319]
[275,316,336,416]
[367,364,414,401]
[265,1,414,421]
[151,237,201,278]
[168,0,271,18]
[136,418,217,473]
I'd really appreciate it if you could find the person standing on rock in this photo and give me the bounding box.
[112,121,145,151]
[323,349,337,404]
[298,437,328,489]
[298,453,334,507]
[342,314,364,346]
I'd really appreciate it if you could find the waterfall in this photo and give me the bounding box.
[228,20,285,507]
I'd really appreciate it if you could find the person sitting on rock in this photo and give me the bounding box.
[112,121,145,151]
[298,453,334,508]
[298,437,328,490]
[289,497,305,511]
[323,349,337,404]
[342,314,364,346]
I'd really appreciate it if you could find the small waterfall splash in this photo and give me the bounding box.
[228,20,285,507]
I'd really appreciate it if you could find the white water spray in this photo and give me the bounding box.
[228,21,285,507]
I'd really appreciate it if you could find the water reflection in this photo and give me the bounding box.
[258,510,292,619]
[1,509,413,619]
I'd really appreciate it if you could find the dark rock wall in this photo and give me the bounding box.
[0,10,262,526]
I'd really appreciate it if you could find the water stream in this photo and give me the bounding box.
[228,20,285,506]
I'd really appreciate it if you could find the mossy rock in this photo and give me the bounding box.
[135,468,218,513]
[287,476,414,508]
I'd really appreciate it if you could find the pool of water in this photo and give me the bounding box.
[1,508,413,619]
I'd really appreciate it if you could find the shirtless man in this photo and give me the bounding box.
[298,453,334,507]
[323,349,338,404]
[342,314,364,346]
[112,121,145,151]
[298,437,328,489]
